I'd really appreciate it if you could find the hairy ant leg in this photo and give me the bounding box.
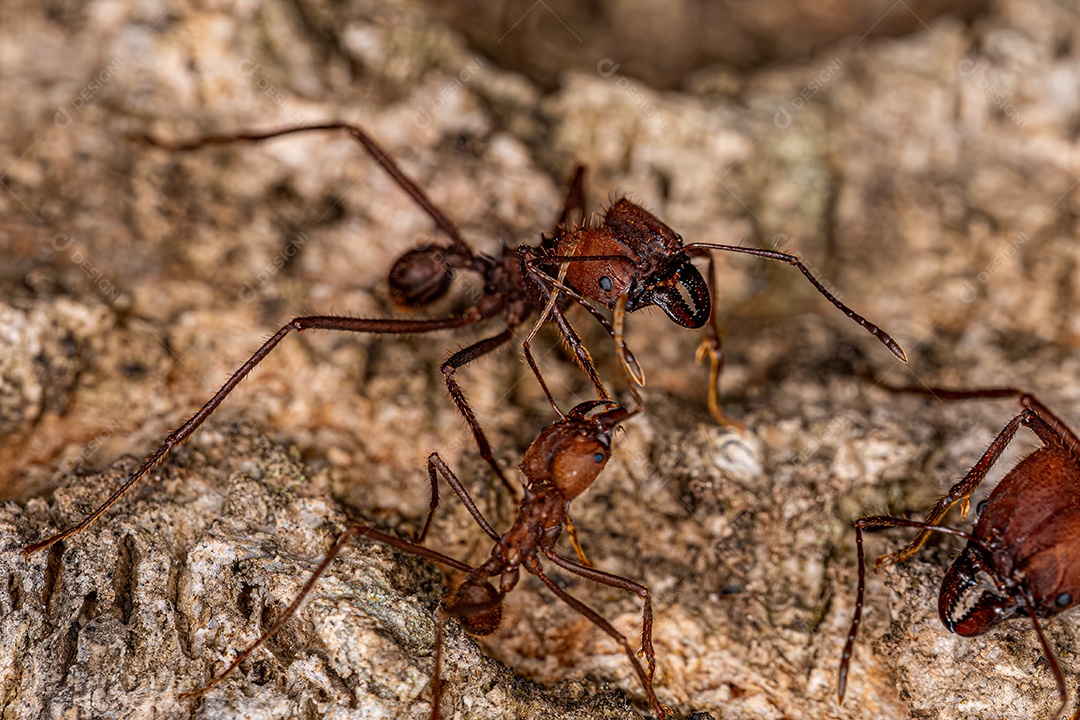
[526,554,666,714]
[519,252,645,392]
[135,124,472,257]
[692,255,741,429]
[417,452,501,546]
[854,384,1079,566]
[838,516,980,701]
[540,548,658,680]
[520,270,612,416]
[555,165,586,232]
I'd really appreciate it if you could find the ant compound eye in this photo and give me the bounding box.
[593,452,605,463]
[976,499,989,516]
[598,276,614,292]
[1057,592,1072,607]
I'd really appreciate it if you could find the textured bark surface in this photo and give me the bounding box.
[3,0,1080,718]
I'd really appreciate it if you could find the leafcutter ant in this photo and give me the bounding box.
[838,385,1080,720]
[21,120,905,557]
[179,352,669,718]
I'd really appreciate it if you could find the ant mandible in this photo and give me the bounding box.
[179,354,669,718]
[838,384,1080,720]
[21,120,906,557]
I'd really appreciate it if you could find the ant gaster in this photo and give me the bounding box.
[21,121,905,556]
[179,379,669,717]
[839,385,1080,720]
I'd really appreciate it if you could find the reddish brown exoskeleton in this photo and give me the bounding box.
[21,121,905,557]
[524,196,907,423]
[838,386,1080,720]
[179,392,670,718]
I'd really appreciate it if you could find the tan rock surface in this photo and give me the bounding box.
[3,1,1080,718]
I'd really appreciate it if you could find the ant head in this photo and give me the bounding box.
[520,403,626,500]
[552,199,712,327]
[555,227,636,306]
[939,527,1080,637]
[388,247,453,308]
[938,539,1078,634]
[550,429,613,500]
[603,199,711,328]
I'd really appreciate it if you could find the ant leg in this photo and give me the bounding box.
[179,522,473,701]
[855,384,1080,566]
[430,608,450,720]
[562,514,592,567]
[21,312,481,556]
[692,256,743,430]
[857,381,1026,405]
[339,527,489,720]
[896,386,1080,452]
[572,296,645,386]
[1020,394,1080,456]
[519,288,612,417]
[876,409,1031,567]
[1018,586,1072,720]
[683,242,907,363]
[611,294,646,413]
[519,258,627,411]
[542,547,656,681]
[524,556,668,719]
[553,305,612,402]
[440,327,521,495]
[137,123,471,256]
[520,322,570,418]
[838,517,977,703]
[556,166,586,231]
[521,251,645,400]
[420,452,501,545]
[177,529,357,701]
[349,525,474,572]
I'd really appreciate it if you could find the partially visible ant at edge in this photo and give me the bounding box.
[179,307,680,719]
[20,120,906,559]
[839,381,1080,720]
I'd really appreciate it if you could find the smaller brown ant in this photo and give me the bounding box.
[180,347,669,718]
[838,384,1080,720]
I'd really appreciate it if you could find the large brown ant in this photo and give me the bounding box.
[21,121,905,557]
[178,358,669,718]
[838,385,1080,720]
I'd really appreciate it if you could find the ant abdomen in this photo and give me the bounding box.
[449,581,502,636]
[388,247,453,307]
